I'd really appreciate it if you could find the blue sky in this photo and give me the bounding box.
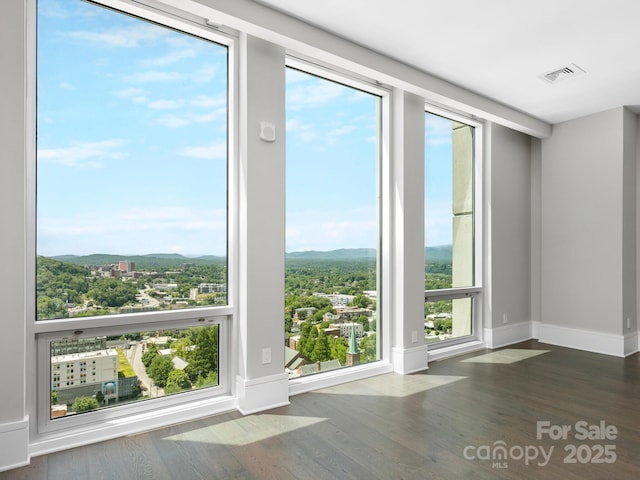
[37,0,453,257]
[37,0,227,257]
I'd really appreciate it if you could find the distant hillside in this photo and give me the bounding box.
[49,245,452,267]
[286,248,376,260]
[425,245,452,264]
[50,253,225,269]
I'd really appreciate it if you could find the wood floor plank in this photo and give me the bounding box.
[4,340,640,479]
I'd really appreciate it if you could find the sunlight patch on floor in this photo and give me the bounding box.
[162,414,327,446]
[461,349,550,364]
[315,374,468,397]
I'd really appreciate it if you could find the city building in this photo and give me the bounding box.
[5,0,640,476]
[51,349,118,405]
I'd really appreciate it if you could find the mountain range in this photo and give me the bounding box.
[50,245,452,266]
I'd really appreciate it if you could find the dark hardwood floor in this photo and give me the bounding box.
[5,340,640,479]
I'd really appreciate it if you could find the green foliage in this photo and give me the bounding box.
[356,315,370,332]
[424,300,453,316]
[165,369,192,393]
[302,326,318,358]
[360,334,377,362]
[285,259,376,296]
[194,371,218,388]
[425,273,452,290]
[95,390,104,405]
[185,326,218,383]
[72,396,99,413]
[329,336,348,364]
[51,391,58,405]
[88,278,138,308]
[147,355,174,387]
[116,348,136,377]
[349,294,372,309]
[142,343,159,368]
[310,328,331,362]
[37,256,92,319]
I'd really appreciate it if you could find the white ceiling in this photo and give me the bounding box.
[251,0,640,125]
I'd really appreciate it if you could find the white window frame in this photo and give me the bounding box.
[285,57,394,395]
[29,0,239,442]
[423,104,484,350]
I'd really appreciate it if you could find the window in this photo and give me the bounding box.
[424,110,480,344]
[36,0,231,428]
[284,64,383,377]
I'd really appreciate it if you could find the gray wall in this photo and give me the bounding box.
[541,108,631,335]
[487,124,532,329]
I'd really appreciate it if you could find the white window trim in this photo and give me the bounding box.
[28,0,240,450]
[284,57,394,393]
[424,105,485,353]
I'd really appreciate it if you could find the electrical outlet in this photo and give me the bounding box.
[627,318,631,329]
[262,347,271,364]
[411,330,418,343]
[503,313,508,324]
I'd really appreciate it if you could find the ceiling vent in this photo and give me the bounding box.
[541,63,586,84]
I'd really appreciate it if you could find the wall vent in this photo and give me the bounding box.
[541,63,586,84]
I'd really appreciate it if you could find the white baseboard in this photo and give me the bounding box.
[392,345,429,374]
[624,331,639,357]
[538,323,627,357]
[427,340,486,362]
[30,396,237,459]
[288,362,393,397]
[236,373,290,415]
[0,418,29,472]
[484,322,535,349]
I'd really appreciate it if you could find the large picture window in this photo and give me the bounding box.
[424,110,479,344]
[36,0,230,423]
[284,65,382,377]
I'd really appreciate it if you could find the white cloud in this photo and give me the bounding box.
[328,125,356,138]
[425,114,453,145]
[286,118,318,142]
[286,207,377,252]
[113,87,149,104]
[148,99,184,110]
[154,108,226,128]
[67,25,167,48]
[287,80,345,111]
[37,140,125,168]
[38,207,227,256]
[143,49,196,67]
[192,65,217,83]
[124,70,183,83]
[190,96,226,109]
[59,82,75,90]
[178,143,227,160]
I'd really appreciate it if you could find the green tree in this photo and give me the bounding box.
[185,326,218,383]
[311,328,331,362]
[349,294,372,309]
[356,315,369,332]
[72,396,99,413]
[297,321,311,356]
[164,370,192,394]
[360,333,377,362]
[166,369,192,390]
[88,278,138,308]
[51,391,59,405]
[194,371,218,388]
[329,336,348,364]
[95,390,104,405]
[303,326,318,358]
[141,343,159,368]
[147,355,174,388]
